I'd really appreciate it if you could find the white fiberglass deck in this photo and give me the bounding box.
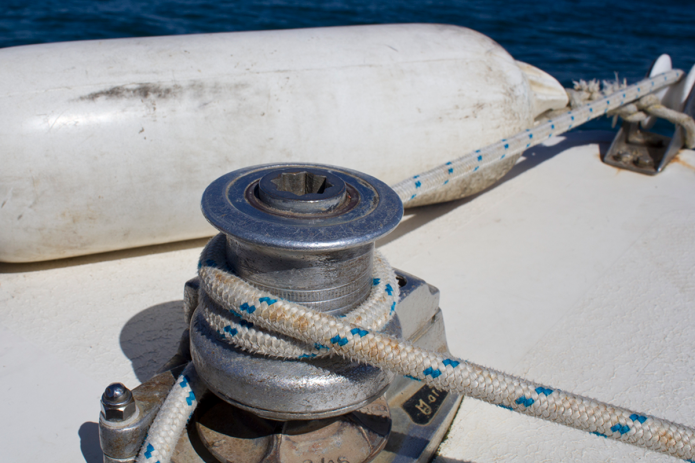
[1,131,694,462]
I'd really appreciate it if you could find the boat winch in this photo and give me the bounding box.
[98,163,461,463]
[96,66,695,463]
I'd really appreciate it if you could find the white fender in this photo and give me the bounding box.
[0,24,563,262]
[515,60,568,117]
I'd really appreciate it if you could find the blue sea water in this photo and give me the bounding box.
[2,0,694,132]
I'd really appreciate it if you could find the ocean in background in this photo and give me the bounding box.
[2,0,694,133]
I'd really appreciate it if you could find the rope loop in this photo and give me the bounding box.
[194,234,695,462]
[138,70,694,463]
[197,233,400,359]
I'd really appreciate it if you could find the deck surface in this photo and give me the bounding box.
[2,131,695,462]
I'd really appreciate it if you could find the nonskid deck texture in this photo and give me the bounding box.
[1,131,695,462]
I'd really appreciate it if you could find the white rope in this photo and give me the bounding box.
[199,235,399,359]
[136,236,400,463]
[567,76,630,108]
[136,363,198,463]
[138,69,691,463]
[195,239,695,461]
[392,70,683,207]
[611,94,695,148]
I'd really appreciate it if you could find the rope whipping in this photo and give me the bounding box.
[137,69,694,463]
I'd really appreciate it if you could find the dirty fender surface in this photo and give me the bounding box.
[0,24,534,262]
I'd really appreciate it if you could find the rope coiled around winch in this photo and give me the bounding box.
[138,235,695,463]
[199,234,399,359]
[137,69,694,463]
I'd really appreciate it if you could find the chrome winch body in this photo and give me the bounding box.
[191,164,403,421]
[98,163,461,463]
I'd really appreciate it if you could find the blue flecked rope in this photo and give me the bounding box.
[197,234,400,361]
[196,238,695,462]
[136,363,198,463]
[138,70,691,463]
[392,69,684,207]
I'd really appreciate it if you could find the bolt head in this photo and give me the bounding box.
[614,151,633,163]
[101,383,137,422]
[634,155,654,168]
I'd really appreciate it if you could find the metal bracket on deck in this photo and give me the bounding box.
[603,122,676,175]
[604,65,695,175]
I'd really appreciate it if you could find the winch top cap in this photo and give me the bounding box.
[201,163,403,251]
